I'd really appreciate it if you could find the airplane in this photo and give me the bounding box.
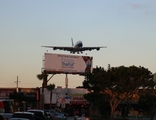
[42,38,107,54]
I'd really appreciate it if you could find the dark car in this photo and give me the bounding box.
[0,113,13,120]
[49,110,67,120]
[43,110,52,120]
[27,109,46,120]
[0,115,4,120]
[49,110,58,120]
[11,112,36,120]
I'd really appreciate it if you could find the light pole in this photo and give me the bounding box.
[15,76,20,93]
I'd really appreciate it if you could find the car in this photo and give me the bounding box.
[11,112,36,120]
[0,113,13,120]
[0,115,4,120]
[62,112,68,117]
[44,109,52,120]
[49,110,58,120]
[9,118,30,120]
[74,115,82,120]
[49,109,67,120]
[56,112,67,120]
[27,109,46,120]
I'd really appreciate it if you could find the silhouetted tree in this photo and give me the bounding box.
[9,91,36,111]
[37,72,48,93]
[46,84,55,109]
[83,65,155,118]
[139,90,156,120]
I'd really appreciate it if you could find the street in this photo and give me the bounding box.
[67,117,74,120]
[67,116,87,120]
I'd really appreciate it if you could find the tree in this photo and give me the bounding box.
[37,72,48,94]
[9,91,36,111]
[138,90,156,120]
[83,65,155,118]
[46,84,55,109]
[9,91,26,108]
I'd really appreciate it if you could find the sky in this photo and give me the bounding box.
[0,0,156,88]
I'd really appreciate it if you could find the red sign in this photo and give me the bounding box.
[70,101,86,105]
[62,98,66,103]
[35,88,40,101]
[0,102,4,108]
[72,97,84,100]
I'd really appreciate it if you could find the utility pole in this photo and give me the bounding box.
[15,76,20,93]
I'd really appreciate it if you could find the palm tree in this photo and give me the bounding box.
[46,84,55,109]
[37,72,48,94]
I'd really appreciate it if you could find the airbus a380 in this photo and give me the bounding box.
[42,38,107,54]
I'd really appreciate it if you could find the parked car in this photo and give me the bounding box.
[55,112,67,120]
[49,110,58,120]
[0,113,13,120]
[9,118,30,120]
[27,109,46,120]
[62,112,68,117]
[11,112,36,120]
[49,110,67,120]
[0,115,4,120]
[43,109,53,120]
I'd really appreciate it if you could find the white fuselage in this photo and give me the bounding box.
[74,41,83,48]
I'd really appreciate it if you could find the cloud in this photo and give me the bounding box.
[128,1,156,15]
[129,3,141,9]
[128,1,156,9]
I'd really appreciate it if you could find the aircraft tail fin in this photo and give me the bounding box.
[71,38,74,46]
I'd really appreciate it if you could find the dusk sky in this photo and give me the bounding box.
[1,1,156,88]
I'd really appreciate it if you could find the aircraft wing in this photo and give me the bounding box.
[41,46,107,53]
[80,46,107,51]
[41,46,75,51]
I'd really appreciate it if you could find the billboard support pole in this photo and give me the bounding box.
[65,73,68,88]
[65,73,68,96]
[47,74,55,82]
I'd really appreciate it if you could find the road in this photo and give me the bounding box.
[67,116,87,120]
[67,117,74,120]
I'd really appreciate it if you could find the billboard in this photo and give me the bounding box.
[43,53,93,74]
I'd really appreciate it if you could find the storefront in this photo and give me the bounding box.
[0,88,15,113]
[43,87,90,116]
[0,88,38,112]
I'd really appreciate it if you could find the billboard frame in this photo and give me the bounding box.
[42,53,93,75]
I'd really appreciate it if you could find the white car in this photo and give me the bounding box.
[10,118,30,120]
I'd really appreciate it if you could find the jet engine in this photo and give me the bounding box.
[96,48,100,51]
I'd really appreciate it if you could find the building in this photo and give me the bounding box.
[0,88,37,113]
[0,87,90,116]
[39,87,90,116]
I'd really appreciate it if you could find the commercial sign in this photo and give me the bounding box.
[70,96,87,105]
[44,88,89,105]
[43,53,93,74]
[0,89,15,99]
